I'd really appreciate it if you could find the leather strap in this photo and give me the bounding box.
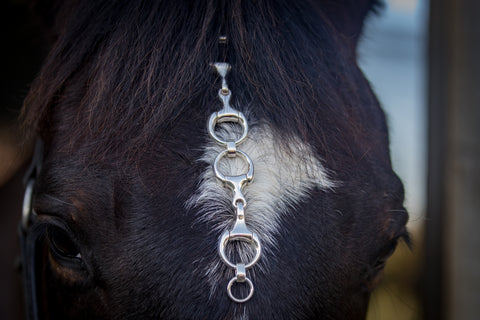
[18,139,44,320]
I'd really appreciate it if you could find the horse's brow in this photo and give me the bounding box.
[34,193,78,219]
[43,194,75,207]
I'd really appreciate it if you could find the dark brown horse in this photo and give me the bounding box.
[19,0,409,319]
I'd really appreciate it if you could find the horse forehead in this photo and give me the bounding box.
[185,122,336,282]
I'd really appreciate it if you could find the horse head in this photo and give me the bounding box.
[20,1,409,319]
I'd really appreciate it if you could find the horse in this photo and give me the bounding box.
[18,0,409,319]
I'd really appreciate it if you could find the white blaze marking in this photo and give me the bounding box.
[186,123,336,299]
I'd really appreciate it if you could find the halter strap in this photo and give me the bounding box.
[19,139,43,320]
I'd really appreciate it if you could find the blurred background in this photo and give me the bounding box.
[1,0,479,319]
[359,0,480,319]
[359,0,427,319]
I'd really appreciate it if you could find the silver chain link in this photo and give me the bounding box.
[208,62,261,303]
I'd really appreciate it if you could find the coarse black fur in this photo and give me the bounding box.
[21,0,408,319]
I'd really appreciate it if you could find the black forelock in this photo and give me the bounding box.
[22,0,385,170]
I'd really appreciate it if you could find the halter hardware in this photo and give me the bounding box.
[208,58,262,303]
[207,63,249,146]
[18,37,260,311]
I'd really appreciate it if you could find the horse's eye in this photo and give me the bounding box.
[47,227,82,261]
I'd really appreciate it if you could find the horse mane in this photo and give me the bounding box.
[22,0,385,169]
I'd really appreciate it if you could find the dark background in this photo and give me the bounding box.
[0,1,47,319]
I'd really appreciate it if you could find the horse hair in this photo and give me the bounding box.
[22,0,386,171]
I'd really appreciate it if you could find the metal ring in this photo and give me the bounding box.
[208,111,248,146]
[213,149,254,183]
[227,276,254,303]
[219,231,262,269]
[22,179,35,231]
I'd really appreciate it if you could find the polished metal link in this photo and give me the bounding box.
[235,264,246,282]
[218,202,262,269]
[227,276,254,303]
[226,141,237,157]
[213,150,253,206]
[208,60,261,303]
[227,264,254,303]
[208,63,248,146]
